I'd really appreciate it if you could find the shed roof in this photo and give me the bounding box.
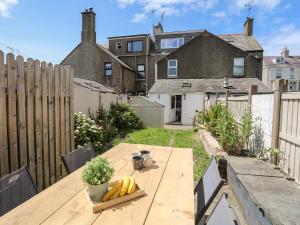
[218,34,263,52]
[74,77,117,93]
[129,96,164,107]
[148,78,271,94]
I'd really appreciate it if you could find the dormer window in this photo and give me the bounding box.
[128,40,143,52]
[161,38,184,49]
[275,57,284,64]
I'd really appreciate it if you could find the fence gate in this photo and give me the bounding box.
[0,51,75,191]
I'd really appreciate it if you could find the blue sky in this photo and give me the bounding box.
[0,0,299,63]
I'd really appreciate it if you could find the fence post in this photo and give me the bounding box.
[271,79,284,151]
[248,85,258,111]
[225,90,230,107]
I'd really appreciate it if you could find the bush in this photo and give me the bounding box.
[81,157,114,185]
[106,103,143,133]
[196,104,253,156]
[74,112,103,151]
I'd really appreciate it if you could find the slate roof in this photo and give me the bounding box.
[154,30,204,36]
[74,77,117,93]
[96,44,134,71]
[263,56,300,66]
[218,34,263,52]
[148,78,271,94]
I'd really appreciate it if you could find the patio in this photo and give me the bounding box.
[0,143,194,225]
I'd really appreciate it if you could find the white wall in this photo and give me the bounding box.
[149,92,205,125]
[251,94,274,149]
[74,85,100,115]
[182,93,205,125]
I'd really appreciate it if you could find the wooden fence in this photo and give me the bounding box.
[0,51,74,191]
[277,92,300,183]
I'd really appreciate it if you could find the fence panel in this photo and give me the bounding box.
[279,93,300,183]
[0,50,74,191]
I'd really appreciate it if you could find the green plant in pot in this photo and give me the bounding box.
[81,157,114,202]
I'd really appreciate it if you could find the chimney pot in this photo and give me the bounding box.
[281,47,289,58]
[153,22,164,35]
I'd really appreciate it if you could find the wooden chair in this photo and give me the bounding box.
[194,157,223,225]
[62,144,97,174]
[0,166,38,216]
[205,194,236,225]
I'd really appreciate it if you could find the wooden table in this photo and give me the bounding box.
[0,143,194,225]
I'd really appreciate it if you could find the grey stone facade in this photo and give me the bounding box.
[61,9,264,95]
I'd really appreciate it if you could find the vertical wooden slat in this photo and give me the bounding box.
[60,67,66,177]
[16,55,27,167]
[41,62,49,188]
[65,67,70,155]
[34,60,43,191]
[48,63,55,184]
[7,53,18,171]
[26,58,36,182]
[69,68,75,151]
[0,50,9,176]
[54,66,61,180]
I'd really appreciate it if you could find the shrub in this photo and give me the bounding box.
[106,103,143,133]
[74,112,103,151]
[81,157,114,185]
[196,104,253,156]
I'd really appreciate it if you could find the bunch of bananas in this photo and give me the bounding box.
[102,176,136,202]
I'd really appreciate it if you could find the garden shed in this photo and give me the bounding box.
[74,78,119,115]
[128,96,164,128]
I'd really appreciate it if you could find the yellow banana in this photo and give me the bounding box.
[120,176,130,196]
[110,188,121,200]
[127,176,136,195]
[102,179,123,202]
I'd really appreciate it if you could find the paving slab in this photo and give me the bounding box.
[227,156,300,225]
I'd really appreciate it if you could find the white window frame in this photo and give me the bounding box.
[168,59,177,78]
[233,57,244,76]
[161,38,184,49]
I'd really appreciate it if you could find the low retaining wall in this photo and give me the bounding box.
[198,129,227,157]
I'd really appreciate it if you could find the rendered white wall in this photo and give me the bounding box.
[181,93,205,125]
[74,85,100,115]
[251,94,274,149]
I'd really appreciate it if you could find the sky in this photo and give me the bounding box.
[0,0,299,63]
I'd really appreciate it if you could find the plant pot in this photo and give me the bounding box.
[87,183,108,202]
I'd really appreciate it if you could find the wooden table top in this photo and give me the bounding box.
[0,143,194,225]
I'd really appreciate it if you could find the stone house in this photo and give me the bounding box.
[61,9,264,97]
[262,47,300,91]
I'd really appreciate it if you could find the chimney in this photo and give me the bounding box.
[153,22,164,35]
[244,17,254,36]
[81,8,96,44]
[281,47,289,58]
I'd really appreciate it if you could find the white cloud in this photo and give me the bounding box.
[131,13,147,23]
[117,0,218,22]
[0,0,18,17]
[212,11,226,18]
[232,0,282,10]
[260,24,300,55]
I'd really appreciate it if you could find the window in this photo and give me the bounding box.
[171,96,176,109]
[161,38,184,49]
[275,57,284,64]
[290,68,294,79]
[168,59,177,77]
[137,64,145,80]
[276,68,281,79]
[127,40,143,52]
[233,57,244,76]
[104,63,112,77]
[116,42,122,50]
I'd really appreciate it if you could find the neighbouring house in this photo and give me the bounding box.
[74,77,126,115]
[148,78,270,125]
[262,47,300,91]
[61,9,263,96]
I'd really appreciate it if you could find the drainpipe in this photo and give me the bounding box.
[145,35,149,95]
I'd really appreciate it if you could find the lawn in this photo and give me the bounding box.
[121,128,211,181]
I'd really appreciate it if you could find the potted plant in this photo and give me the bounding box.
[81,157,114,202]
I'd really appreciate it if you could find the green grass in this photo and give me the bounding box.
[121,128,211,180]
